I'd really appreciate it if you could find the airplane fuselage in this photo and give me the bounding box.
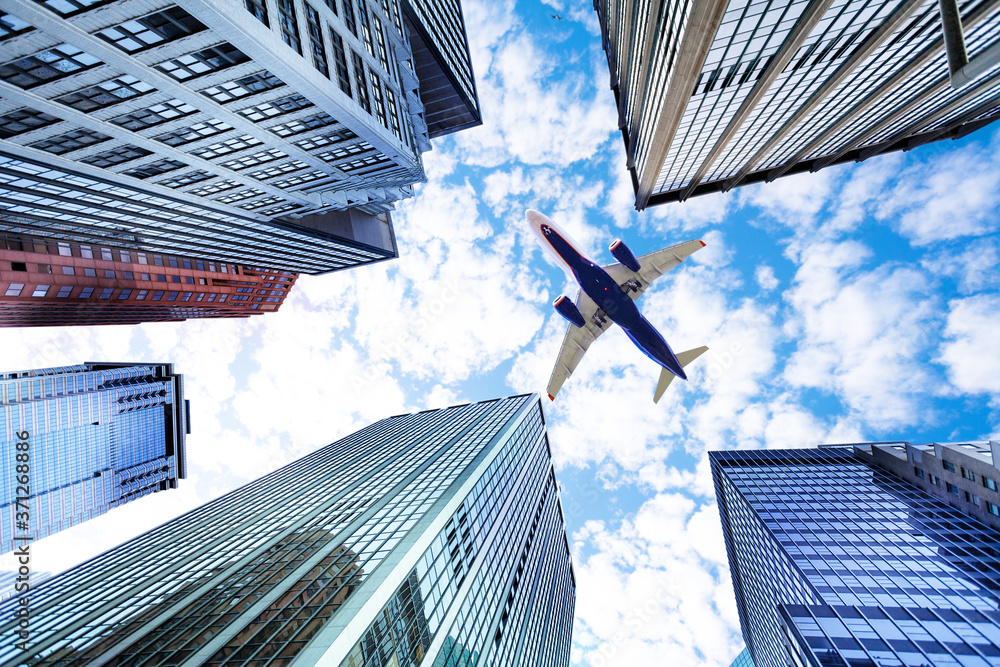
[537,222,688,380]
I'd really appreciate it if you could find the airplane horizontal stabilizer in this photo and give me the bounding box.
[653,346,709,404]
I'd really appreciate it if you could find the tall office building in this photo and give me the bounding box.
[401,0,481,138]
[0,362,187,555]
[1,230,297,325]
[712,446,1000,667]
[0,394,575,667]
[0,0,481,274]
[595,0,1000,209]
[728,647,755,667]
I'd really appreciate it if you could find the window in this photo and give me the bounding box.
[55,286,72,298]
[80,145,153,168]
[988,502,1000,517]
[245,0,269,26]
[946,482,960,495]
[369,68,386,127]
[277,0,302,53]
[267,112,337,138]
[0,107,61,138]
[343,0,357,35]
[121,159,186,179]
[325,0,338,14]
[929,473,941,487]
[220,148,287,171]
[83,268,97,277]
[140,273,151,281]
[0,44,100,88]
[30,128,112,155]
[157,274,167,282]
[185,277,195,284]
[10,262,26,272]
[118,289,132,299]
[136,290,148,300]
[385,88,401,140]
[123,271,133,279]
[189,179,240,197]
[36,264,51,274]
[58,242,72,257]
[202,71,285,103]
[61,266,75,275]
[4,283,23,296]
[357,0,373,57]
[56,75,155,113]
[110,99,197,131]
[80,245,93,258]
[157,43,249,81]
[98,7,206,53]
[191,135,263,159]
[942,460,956,473]
[29,284,48,297]
[152,290,164,300]
[0,11,32,41]
[171,275,181,283]
[330,30,352,96]
[305,4,329,77]
[38,0,114,17]
[962,467,976,481]
[154,119,232,147]
[167,291,179,300]
[98,288,113,299]
[217,188,264,204]
[238,94,312,122]
[181,292,193,301]
[79,287,94,298]
[103,270,115,278]
[352,51,370,113]
[137,253,147,265]
[120,251,131,263]
[965,491,981,506]
[156,170,215,188]
[984,476,998,492]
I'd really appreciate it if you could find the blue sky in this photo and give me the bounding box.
[3,0,1000,664]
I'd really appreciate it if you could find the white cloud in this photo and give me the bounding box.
[939,294,1000,397]
[755,264,779,291]
[782,241,942,428]
[571,493,741,667]
[876,138,1000,245]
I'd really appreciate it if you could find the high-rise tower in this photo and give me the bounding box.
[0,0,481,275]
[0,362,187,555]
[712,446,1000,667]
[0,394,575,667]
[595,0,1000,209]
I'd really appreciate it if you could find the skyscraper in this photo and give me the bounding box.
[401,0,482,139]
[0,0,480,274]
[1,230,297,325]
[595,0,1000,209]
[728,647,755,667]
[1,362,187,555]
[0,394,575,667]
[712,446,1000,667]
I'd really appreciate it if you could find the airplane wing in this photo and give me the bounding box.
[602,239,706,300]
[545,290,614,400]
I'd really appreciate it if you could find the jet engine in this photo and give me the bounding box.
[609,240,640,272]
[553,295,585,328]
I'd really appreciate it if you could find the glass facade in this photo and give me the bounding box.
[729,647,756,667]
[0,393,574,667]
[712,447,1000,667]
[595,0,1000,209]
[0,362,186,555]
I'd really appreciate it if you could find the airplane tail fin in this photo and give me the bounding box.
[653,346,709,404]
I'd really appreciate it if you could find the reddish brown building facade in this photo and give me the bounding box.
[0,232,296,326]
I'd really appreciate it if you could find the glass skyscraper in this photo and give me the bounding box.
[594,0,1000,209]
[729,647,755,667]
[0,393,575,667]
[1,362,187,555]
[712,446,1000,667]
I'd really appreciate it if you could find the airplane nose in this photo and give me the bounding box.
[525,209,546,226]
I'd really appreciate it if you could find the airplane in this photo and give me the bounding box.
[526,209,709,403]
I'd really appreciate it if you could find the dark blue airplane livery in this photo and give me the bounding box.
[526,209,709,403]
